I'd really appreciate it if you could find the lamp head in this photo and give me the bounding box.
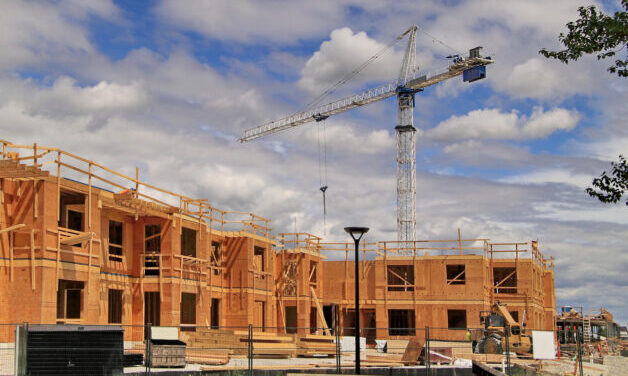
[344,227,369,241]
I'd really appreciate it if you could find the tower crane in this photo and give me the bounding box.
[240,25,493,245]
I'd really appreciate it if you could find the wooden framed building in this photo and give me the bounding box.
[0,140,556,343]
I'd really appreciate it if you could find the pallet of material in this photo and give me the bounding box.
[297,334,336,357]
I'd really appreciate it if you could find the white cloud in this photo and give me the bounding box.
[500,169,592,189]
[43,77,148,113]
[427,107,580,141]
[505,58,597,100]
[297,27,403,95]
[0,1,120,71]
[156,0,347,44]
[302,122,395,155]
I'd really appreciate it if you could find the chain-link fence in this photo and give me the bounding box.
[0,323,547,375]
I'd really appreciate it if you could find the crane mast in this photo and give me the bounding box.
[396,26,418,244]
[240,26,493,245]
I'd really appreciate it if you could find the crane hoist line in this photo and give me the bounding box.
[239,25,494,246]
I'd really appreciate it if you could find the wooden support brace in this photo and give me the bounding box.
[388,268,413,287]
[447,270,466,285]
[0,224,26,234]
[30,229,35,290]
[60,232,95,245]
[495,270,517,288]
[310,286,331,336]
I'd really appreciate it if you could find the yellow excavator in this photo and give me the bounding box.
[474,302,532,355]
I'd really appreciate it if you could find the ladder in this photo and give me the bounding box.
[583,318,592,343]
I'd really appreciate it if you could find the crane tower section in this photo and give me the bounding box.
[396,89,417,245]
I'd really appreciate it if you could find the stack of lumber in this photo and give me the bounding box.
[180,328,242,355]
[429,340,473,359]
[461,353,507,364]
[297,334,336,357]
[386,339,409,355]
[234,331,297,358]
[364,354,405,366]
[186,348,230,365]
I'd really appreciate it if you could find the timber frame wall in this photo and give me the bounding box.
[0,140,556,341]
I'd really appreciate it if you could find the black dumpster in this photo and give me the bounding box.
[26,325,123,376]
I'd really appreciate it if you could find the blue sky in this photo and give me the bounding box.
[0,0,626,324]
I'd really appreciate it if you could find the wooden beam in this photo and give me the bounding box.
[310,286,331,336]
[60,232,95,245]
[0,224,25,234]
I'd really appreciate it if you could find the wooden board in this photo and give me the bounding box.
[401,338,423,365]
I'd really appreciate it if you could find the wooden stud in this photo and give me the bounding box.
[9,231,13,282]
[33,180,38,219]
[56,152,61,222]
[88,163,92,229]
[56,231,60,291]
[30,228,35,290]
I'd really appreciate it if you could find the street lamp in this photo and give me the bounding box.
[344,226,369,375]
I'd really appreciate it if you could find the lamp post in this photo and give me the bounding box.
[344,226,369,375]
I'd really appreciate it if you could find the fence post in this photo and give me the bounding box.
[576,327,583,376]
[15,322,28,376]
[248,324,253,376]
[145,323,151,375]
[504,324,511,375]
[335,309,341,374]
[425,326,430,375]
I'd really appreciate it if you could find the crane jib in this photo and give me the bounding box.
[239,56,493,143]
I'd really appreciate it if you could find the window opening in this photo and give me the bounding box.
[211,298,220,329]
[144,224,161,276]
[56,280,84,321]
[388,309,415,336]
[144,291,160,326]
[446,264,466,285]
[253,246,265,272]
[181,227,197,257]
[493,267,517,294]
[180,293,197,326]
[447,309,467,329]
[108,289,123,324]
[108,220,123,261]
[59,191,85,231]
[387,265,414,291]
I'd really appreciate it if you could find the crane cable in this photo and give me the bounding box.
[317,118,328,235]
